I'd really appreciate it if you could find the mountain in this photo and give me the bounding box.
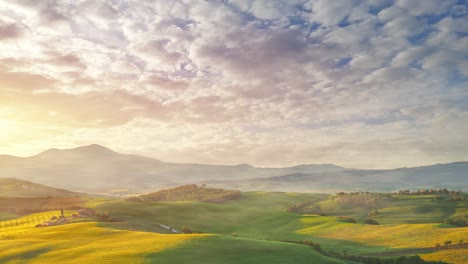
[0,145,347,195]
[0,178,83,198]
[1,145,465,194]
[202,162,468,193]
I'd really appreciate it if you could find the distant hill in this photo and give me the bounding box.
[202,162,468,193]
[135,184,241,203]
[0,145,347,194]
[0,144,466,194]
[0,178,83,198]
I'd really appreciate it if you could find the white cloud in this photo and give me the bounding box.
[395,0,455,16]
[0,0,466,168]
[304,0,356,27]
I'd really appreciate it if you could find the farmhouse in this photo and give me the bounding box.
[77,208,96,218]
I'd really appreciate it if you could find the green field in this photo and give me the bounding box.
[0,191,466,263]
[0,219,351,264]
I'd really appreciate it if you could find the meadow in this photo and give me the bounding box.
[0,190,466,263]
[90,191,467,263]
[0,211,351,264]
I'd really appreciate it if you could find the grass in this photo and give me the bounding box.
[420,249,468,264]
[0,213,352,264]
[90,192,468,263]
[153,235,353,264]
[0,212,18,221]
[91,199,303,239]
[1,191,466,263]
[0,197,85,215]
[224,191,327,211]
[310,194,466,225]
[297,215,468,249]
[0,221,203,263]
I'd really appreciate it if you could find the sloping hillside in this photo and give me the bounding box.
[137,185,241,203]
[0,178,82,198]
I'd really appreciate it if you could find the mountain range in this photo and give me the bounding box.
[0,144,466,195]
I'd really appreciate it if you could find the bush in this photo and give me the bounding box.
[181,226,193,234]
[337,216,356,223]
[124,197,143,202]
[364,218,380,225]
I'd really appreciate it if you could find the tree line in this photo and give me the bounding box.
[280,240,448,264]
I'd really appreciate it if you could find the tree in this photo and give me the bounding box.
[443,241,452,248]
[182,226,192,234]
[364,218,380,225]
[99,210,110,221]
[368,209,379,217]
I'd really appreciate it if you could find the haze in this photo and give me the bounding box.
[0,0,467,169]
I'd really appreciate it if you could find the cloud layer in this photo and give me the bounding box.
[0,0,467,168]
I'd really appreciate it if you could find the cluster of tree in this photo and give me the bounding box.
[443,216,468,227]
[181,226,203,234]
[368,209,379,217]
[434,240,466,249]
[280,240,447,264]
[285,201,321,214]
[395,188,465,201]
[128,185,242,203]
[364,218,380,225]
[181,226,192,234]
[280,240,322,250]
[336,216,356,223]
[332,192,388,209]
[332,254,447,264]
[97,210,116,222]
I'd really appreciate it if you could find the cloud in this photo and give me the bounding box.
[0,71,57,92]
[0,0,466,167]
[395,0,455,16]
[304,0,356,27]
[0,20,23,40]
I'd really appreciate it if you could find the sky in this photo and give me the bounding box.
[0,0,467,169]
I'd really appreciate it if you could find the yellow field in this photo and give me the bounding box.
[0,213,206,264]
[420,249,468,264]
[297,215,468,263]
[298,216,467,248]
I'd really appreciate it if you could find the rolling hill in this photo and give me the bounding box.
[136,184,242,203]
[0,178,83,198]
[0,144,466,194]
[0,211,353,264]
